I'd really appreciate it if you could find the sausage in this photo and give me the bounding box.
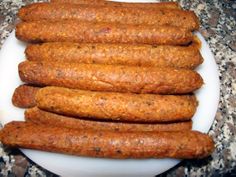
[51,0,180,9]
[25,107,193,131]
[18,61,203,94]
[35,86,197,122]
[25,42,203,69]
[0,121,214,159]
[12,85,40,108]
[18,3,199,31]
[16,21,193,45]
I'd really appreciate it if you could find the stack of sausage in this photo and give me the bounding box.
[0,0,215,159]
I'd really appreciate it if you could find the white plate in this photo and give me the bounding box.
[0,14,220,177]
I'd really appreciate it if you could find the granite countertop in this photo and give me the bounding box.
[0,0,236,176]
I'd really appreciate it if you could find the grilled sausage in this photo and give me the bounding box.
[18,61,203,94]
[25,42,203,69]
[12,85,40,108]
[35,87,197,122]
[16,21,193,45]
[51,0,180,9]
[0,121,214,159]
[18,3,198,31]
[25,107,193,131]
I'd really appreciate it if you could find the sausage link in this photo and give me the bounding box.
[51,0,180,9]
[18,3,198,30]
[35,86,197,122]
[25,42,203,69]
[18,61,203,94]
[12,85,40,108]
[0,121,214,159]
[25,107,192,131]
[16,21,193,45]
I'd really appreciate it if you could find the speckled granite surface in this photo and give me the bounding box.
[0,0,236,176]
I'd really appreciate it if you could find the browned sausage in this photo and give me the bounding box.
[12,85,40,108]
[18,61,203,94]
[25,42,203,69]
[16,21,193,45]
[51,0,181,9]
[35,87,197,123]
[18,3,199,31]
[0,121,214,159]
[25,107,193,131]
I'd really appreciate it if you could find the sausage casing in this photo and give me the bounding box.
[35,87,197,122]
[18,3,199,30]
[18,61,203,94]
[25,42,203,69]
[12,85,39,108]
[25,107,192,132]
[0,121,214,159]
[16,21,193,45]
[51,0,180,9]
